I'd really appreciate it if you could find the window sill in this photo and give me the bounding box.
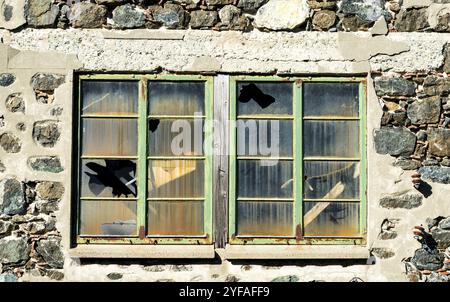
[69,244,215,259]
[223,244,370,260]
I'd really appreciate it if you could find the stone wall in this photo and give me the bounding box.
[0,1,450,283]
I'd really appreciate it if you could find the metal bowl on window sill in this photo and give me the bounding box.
[101,220,136,236]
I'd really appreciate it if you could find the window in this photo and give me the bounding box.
[229,77,367,245]
[75,75,213,245]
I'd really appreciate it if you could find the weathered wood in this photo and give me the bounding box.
[213,74,229,248]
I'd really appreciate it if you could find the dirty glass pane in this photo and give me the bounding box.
[237,120,292,157]
[81,159,137,198]
[303,202,360,237]
[148,81,205,116]
[237,160,293,198]
[81,81,138,115]
[237,82,292,116]
[148,119,204,156]
[79,200,137,236]
[303,120,359,158]
[148,160,204,198]
[147,201,204,235]
[237,202,293,236]
[303,83,359,117]
[82,118,137,156]
[303,161,360,200]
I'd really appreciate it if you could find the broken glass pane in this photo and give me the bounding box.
[79,200,137,236]
[303,83,359,117]
[148,81,205,116]
[237,160,293,198]
[303,120,359,158]
[147,201,204,235]
[237,120,292,157]
[303,202,360,237]
[237,82,293,116]
[81,159,137,198]
[148,160,204,198]
[81,81,138,115]
[303,161,360,200]
[148,119,204,156]
[82,118,137,156]
[237,202,293,236]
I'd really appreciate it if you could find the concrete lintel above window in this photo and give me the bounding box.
[69,244,215,259]
[223,244,370,260]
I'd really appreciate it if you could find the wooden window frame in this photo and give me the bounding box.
[228,76,367,245]
[74,74,214,245]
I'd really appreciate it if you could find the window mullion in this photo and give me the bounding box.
[137,78,148,239]
[293,80,303,240]
[359,81,367,241]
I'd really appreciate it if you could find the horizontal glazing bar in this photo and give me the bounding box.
[146,235,208,238]
[303,199,360,202]
[147,156,206,160]
[303,157,360,161]
[81,115,139,119]
[234,76,293,82]
[237,115,294,120]
[235,235,295,239]
[78,235,139,238]
[148,115,206,119]
[237,198,294,202]
[303,116,360,121]
[80,197,138,201]
[79,74,142,80]
[303,236,363,239]
[144,74,209,81]
[147,197,205,201]
[237,156,294,160]
[81,155,139,159]
[300,77,366,82]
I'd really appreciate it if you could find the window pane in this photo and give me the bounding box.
[303,120,359,158]
[237,202,293,236]
[148,81,205,116]
[148,160,204,198]
[81,81,138,115]
[304,161,360,200]
[237,82,292,116]
[79,200,137,236]
[237,160,293,198]
[147,201,204,235]
[148,119,203,156]
[81,159,137,198]
[82,118,137,156]
[237,120,292,157]
[303,83,359,117]
[303,202,360,237]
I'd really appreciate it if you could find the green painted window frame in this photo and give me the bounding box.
[75,74,214,245]
[228,76,367,245]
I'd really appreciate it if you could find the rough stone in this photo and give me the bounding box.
[0,132,21,153]
[205,0,234,5]
[307,0,336,9]
[254,0,310,30]
[340,0,389,23]
[428,128,450,157]
[417,130,428,141]
[423,76,450,96]
[0,73,15,87]
[371,247,395,259]
[32,120,61,148]
[443,43,450,73]
[225,275,240,282]
[0,220,12,235]
[432,228,450,249]
[46,270,64,281]
[219,5,241,27]
[428,4,450,32]
[422,158,439,166]
[69,2,107,29]
[36,237,63,269]
[153,4,188,29]
[395,8,429,32]
[31,73,65,91]
[96,0,127,5]
[0,161,4,173]
[0,178,25,216]
[418,166,450,184]
[0,0,26,30]
[112,4,146,29]
[28,156,63,173]
[237,0,268,12]
[439,217,450,230]
[271,275,299,282]
[340,15,371,31]
[36,182,64,203]
[312,10,336,30]
[393,158,422,170]
[411,248,444,271]
[379,190,423,209]
[25,0,59,27]
[374,77,416,97]
[373,127,417,156]
[5,93,24,114]
[0,272,18,282]
[370,16,388,35]
[107,272,123,280]
[442,157,450,166]
[427,272,449,282]
[407,96,441,124]
[190,10,218,28]
[0,235,29,264]
[378,230,397,240]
